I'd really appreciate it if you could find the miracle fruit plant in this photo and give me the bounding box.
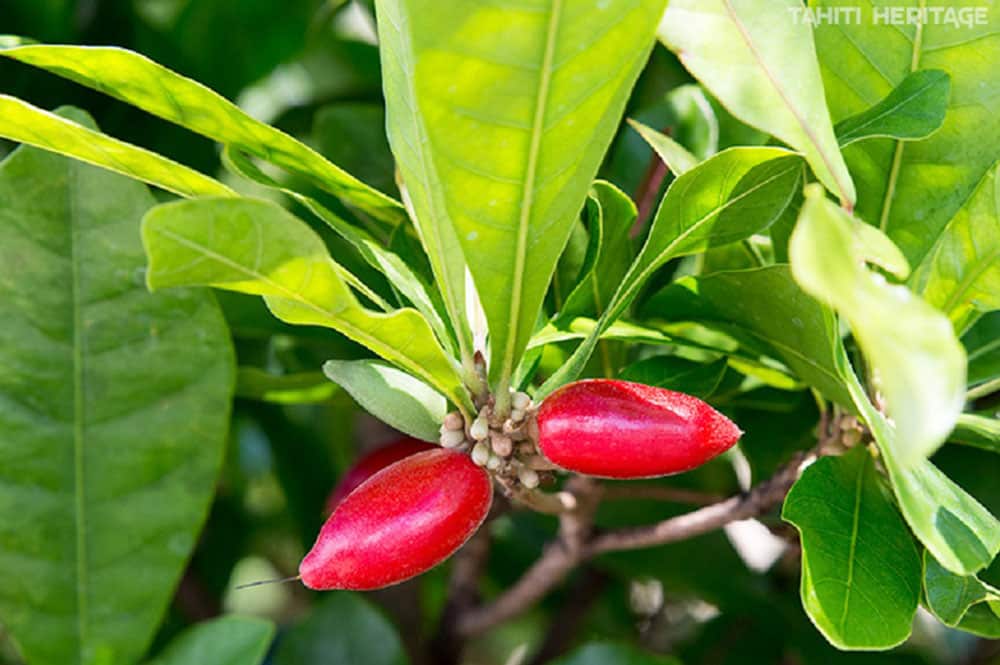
[1,0,1000,663]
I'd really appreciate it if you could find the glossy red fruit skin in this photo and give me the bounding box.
[325,437,436,513]
[300,448,492,591]
[537,379,742,479]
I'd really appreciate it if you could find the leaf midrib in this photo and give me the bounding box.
[839,455,867,633]
[501,0,565,392]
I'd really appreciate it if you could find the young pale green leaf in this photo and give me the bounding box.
[141,197,472,413]
[950,414,1000,455]
[659,0,855,205]
[146,616,275,665]
[843,373,1000,576]
[912,162,1000,333]
[783,447,921,650]
[813,2,1000,267]
[923,551,1000,638]
[549,642,679,665]
[835,69,950,147]
[235,368,336,405]
[323,359,447,442]
[0,41,404,225]
[790,185,966,464]
[0,96,235,198]
[627,118,700,176]
[619,357,727,399]
[375,0,668,406]
[273,593,409,665]
[538,148,803,397]
[221,146,456,356]
[642,266,854,408]
[0,112,235,665]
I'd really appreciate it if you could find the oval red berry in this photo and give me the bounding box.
[537,379,742,478]
[324,436,436,514]
[300,448,492,590]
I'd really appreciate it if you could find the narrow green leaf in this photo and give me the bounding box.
[0,112,235,665]
[323,359,447,442]
[813,2,1000,269]
[235,368,336,405]
[146,616,274,665]
[790,184,966,463]
[642,266,854,408]
[924,551,1000,638]
[0,41,404,225]
[141,197,472,413]
[659,0,855,204]
[273,593,409,665]
[835,70,950,147]
[628,118,699,176]
[0,96,234,198]
[619,357,727,399]
[539,148,803,397]
[913,162,1000,332]
[843,373,1000,577]
[376,0,668,403]
[950,414,1000,455]
[783,447,921,650]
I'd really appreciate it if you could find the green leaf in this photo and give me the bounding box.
[539,148,803,397]
[235,368,336,405]
[923,551,1000,638]
[619,357,726,399]
[0,111,235,665]
[813,2,1000,267]
[912,162,1000,332]
[0,41,404,225]
[965,312,1000,386]
[628,118,699,176]
[146,616,274,665]
[548,642,680,665]
[0,96,235,198]
[273,593,409,665]
[643,266,854,408]
[375,0,668,403]
[141,197,472,413]
[834,69,950,147]
[950,414,1000,455]
[790,184,966,463]
[323,359,447,442]
[844,373,1000,577]
[783,447,921,650]
[659,0,855,205]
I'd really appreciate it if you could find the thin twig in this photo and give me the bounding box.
[601,483,724,506]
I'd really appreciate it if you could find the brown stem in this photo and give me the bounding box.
[527,567,609,665]
[601,484,725,506]
[428,526,494,665]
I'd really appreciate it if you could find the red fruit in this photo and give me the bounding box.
[537,379,742,479]
[325,437,436,513]
[300,448,492,590]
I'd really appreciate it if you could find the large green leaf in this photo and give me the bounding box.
[0,112,235,665]
[322,359,446,442]
[375,0,668,404]
[783,447,921,650]
[141,197,472,413]
[0,41,404,225]
[923,551,1000,638]
[834,69,950,147]
[273,593,409,665]
[619,357,726,399]
[843,373,1000,576]
[659,0,855,205]
[539,148,803,396]
[642,266,854,408]
[0,96,235,199]
[912,162,1000,332]
[146,616,274,665]
[813,1,1000,267]
[790,184,965,463]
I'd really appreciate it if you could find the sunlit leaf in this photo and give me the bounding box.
[835,69,950,147]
